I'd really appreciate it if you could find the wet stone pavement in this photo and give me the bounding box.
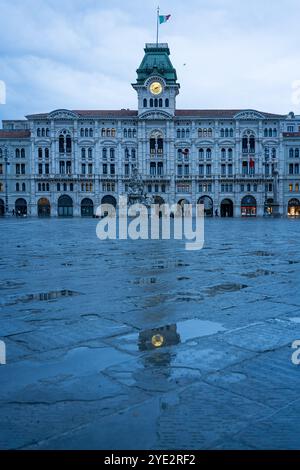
[0,217,300,449]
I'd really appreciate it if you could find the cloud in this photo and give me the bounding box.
[0,0,300,119]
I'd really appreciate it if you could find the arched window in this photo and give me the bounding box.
[111,128,116,137]
[42,128,45,137]
[265,147,270,159]
[133,129,137,138]
[273,128,277,137]
[199,148,204,159]
[154,98,158,107]
[46,183,50,191]
[81,148,86,159]
[186,129,190,138]
[88,147,92,159]
[221,148,226,159]
[16,148,20,158]
[272,148,276,159]
[128,129,132,138]
[177,129,181,138]
[21,148,25,158]
[159,98,163,107]
[80,128,84,137]
[229,128,233,137]
[250,135,255,152]
[228,148,233,159]
[16,183,20,191]
[66,135,72,153]
[110,148,115,159]
[206,148,212,159]
[131,148,136,158]
[59,135,64,153]
[102,147,107,159]
[38,183,41,191]
[125,147,129,159]
[42,183,45,191]
[203,128,207,137]
[289,148,294,158]
[89,128,93,137]
[225,129,229,137]
[181,129,185,138]
[101,128,106,137]
[123,129,127,138]
[57,183,60,191]
[295,149,299,158]
[84,128,88,137]
[70,183,73,191]
[269,128,272,137]
[37,128,41,137]
[150,98,153,107]
[220,129,225,138]
[143,98,147,107]
[208,128,213,137]
[165,98,169,107]
[22,183,26,191]
[264,129,268,137]
[45,148,49,159]
[63,183,67,191]
[46,128,49,137]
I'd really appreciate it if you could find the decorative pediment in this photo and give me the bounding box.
[139,110,173,120]
[234,110,265,120]
[48,109,79,120]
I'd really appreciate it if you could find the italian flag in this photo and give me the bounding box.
[159,14,171,24]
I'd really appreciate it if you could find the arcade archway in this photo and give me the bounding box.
[15,198,27,216]
[38,198,51,217]
[81,198,94,217]
[198,196,213,217]
[220,199,233,217]
[58,195,73,217]
[241,196,257,217]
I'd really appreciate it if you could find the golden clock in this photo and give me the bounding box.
[149,81,163,95]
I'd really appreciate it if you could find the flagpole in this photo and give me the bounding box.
[156,6,159,46]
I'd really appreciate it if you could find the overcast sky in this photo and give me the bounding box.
[0,0,300,120]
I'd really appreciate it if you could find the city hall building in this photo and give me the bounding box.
[1,42,300,218]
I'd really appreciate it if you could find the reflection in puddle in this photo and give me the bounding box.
[242,269,275,278]
[137,318,226,352]
[3,289,80,306]
[139,324,180,351]
[205,283,248,296]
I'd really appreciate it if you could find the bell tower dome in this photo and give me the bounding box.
[132,43,180,118]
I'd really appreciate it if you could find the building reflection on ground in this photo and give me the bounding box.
[138,324,180,352]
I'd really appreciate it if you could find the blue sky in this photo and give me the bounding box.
[0,0,300,120]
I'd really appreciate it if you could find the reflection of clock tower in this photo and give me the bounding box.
[132,43,180,117]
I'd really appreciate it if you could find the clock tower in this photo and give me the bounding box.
[132,43,180,118]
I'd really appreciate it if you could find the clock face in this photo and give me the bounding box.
[149,81,163,95]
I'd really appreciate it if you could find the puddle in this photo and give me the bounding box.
[114,319,226,353]
[242,269,275,278]
[205,283,248,296]
[177,318,226,341]
[3,290,81,306]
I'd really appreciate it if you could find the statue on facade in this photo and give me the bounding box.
[127,166,153,207]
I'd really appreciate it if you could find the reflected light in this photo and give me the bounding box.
[151,334,164,348]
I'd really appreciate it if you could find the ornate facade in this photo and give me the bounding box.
[1,43,300,217]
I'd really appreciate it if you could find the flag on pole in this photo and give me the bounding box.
[159,14,171,24]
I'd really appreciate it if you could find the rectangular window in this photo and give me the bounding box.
[199,165,204,176]
[240,184,244,192]
[296,183,299,192]
[228,164,233,176]
[206,164,211,176]
[125,164,129,176]
[38,163,43,175]
[110,164,115,175]
[16,164,20,175]
[177,165,182,176]
[102,163,107,175]
[148,184,152,193]
[289,183,293,192]
[45,163,49,175]
[81,163,86,175]
[157,162,163,175]
[88,164,93,175]
[59,161,65,174]
[289,164,294,175]
[150,162,156,175]
[221,164,226,176]
[184,165,189,176]
[21,164,25,175]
